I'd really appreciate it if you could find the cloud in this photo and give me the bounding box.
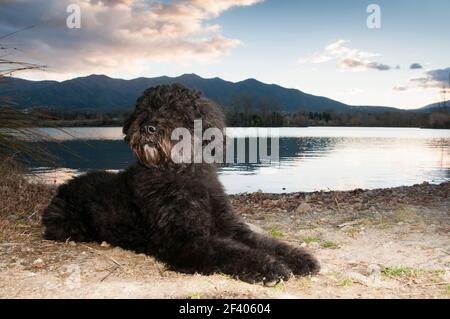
[410,63,423,70]
[393,85,409,92]
[298,40,394,71]
[346,88,364,95]
[338,58,392,71]
[411,67,450,89]
[0,0,263,76]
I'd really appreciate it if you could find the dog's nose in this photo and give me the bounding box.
[141,125,156,134]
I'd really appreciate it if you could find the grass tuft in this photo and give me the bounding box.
[269,227,284,238]
[302,236,321,244]
[321,240,340,249]
[216,272,232,279]
[273,282,285,291]
[340,279,353,287]
[381,267,423,277]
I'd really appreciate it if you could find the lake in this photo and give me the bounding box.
[30,127,450,194]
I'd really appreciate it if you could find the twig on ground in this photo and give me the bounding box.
[338,220,362,228]
[79,243,122,268]
[328,188,342,213]
[410,282,449,288]
[438,249,450,256]
[27,210,39,220]
[100,265,119,282]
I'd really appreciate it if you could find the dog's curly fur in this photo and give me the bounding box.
[42,84,320,284]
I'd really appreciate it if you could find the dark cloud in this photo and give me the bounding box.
[411,67,450,88]
[338,58,392,71]
[367,62,392,71]
[410,63,423,70]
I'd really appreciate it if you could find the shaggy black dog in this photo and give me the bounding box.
[42,84,320,284]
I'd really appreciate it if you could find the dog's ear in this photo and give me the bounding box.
[123,110,147,140]
[197,98,225,131]
[122,111,135,137]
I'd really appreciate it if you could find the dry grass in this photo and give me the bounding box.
[0,27,46,77]
[0,160,54,242]
[0,107,59,164]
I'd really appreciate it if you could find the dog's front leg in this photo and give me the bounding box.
[231,223,320,276]
[209,194,320,276]
[161,236,292,285]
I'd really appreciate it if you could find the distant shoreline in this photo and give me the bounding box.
[42,120,446,129]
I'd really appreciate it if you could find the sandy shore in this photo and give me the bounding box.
[0,181,449,299]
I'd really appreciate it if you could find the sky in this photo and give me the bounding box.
[0,0,449,109]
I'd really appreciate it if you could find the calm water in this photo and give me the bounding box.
[30,127,450,194]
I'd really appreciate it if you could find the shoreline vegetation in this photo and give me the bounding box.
[0,162,449,298]
[22,107,450,129]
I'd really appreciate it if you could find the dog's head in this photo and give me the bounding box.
[123,84,225,167]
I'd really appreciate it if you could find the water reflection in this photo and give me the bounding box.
[28,127,450,194]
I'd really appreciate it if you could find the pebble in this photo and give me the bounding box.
[346,271,399,289]
[367,264,381,274]
[32,258,44,268]
[245,223,265,235]
[100,241,111,248]
[295,202,312,214]
[346,272,370,285]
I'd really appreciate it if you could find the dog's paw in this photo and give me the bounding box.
[240,260,292,286]
[281,248,320,276]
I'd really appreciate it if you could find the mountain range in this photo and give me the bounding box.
[0,73,445,113]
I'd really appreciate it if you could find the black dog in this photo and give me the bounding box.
[42,84,319,284]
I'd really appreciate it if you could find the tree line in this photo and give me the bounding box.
[226,108,450,129]
[225,95,450,129]
[27,96,450,129]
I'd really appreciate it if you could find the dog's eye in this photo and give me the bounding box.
[143,125,156,134]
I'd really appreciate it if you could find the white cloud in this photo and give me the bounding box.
[0,0,263,77]
[297,40,393,71]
